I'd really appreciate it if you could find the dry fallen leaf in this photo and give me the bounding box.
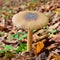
[49,54,60,60]
[0,0,4,8]
[46,43,58,50]
[33,40,44,55]
[49,33,60,43]
[0,17,5,30]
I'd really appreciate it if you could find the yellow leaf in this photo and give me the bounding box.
[34,41,44,55]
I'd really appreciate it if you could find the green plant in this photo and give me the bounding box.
[32,0,37,2]
[0,45,14,57]
[40,29,44,35]
[8,32,26,40]
[18,34,27,40]
[8,30,37,40]
[0,32,4,36]
[57,14,60,18]
[45,25,49,29]
[4,45,14,52]
[0,45,14,53]
[49,29,57,34]
[16,43,27,53]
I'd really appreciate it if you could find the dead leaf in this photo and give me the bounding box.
[3,40,18,44]
[46,43,58,50]
[0,18,5,30]
[57,26,60,32]
[33,40,44,55]
[48,22,60,31]
[47,53,60,60]
[0,0,4,8]
[49,33,60,43]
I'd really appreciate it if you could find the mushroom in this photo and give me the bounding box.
[12,11,49,52]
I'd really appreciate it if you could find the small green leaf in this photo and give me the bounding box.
[50,29,57,34]
[57,14,60,18]
[33,29,37,33]
[16,43,27,53]
[14,34,19,40]
[0,50,4,52]
[4,45,14,51]
[0,32,4,36]
[24,2,28,6]
[16,32,26,35]
[40,29,44,34]
[8,32,27,40]
[8,34,15,40]
[45,25,49,29]
[18,34,27,40]
[32,0,37,3]
[4,15,9,20]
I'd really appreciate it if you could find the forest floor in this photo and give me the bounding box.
[0,0,60,60]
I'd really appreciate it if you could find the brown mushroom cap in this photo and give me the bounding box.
[12,11,49,30]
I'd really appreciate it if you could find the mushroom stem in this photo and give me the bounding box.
[27,30,32,51]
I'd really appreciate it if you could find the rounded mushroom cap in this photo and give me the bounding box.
[12,11,49,30]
